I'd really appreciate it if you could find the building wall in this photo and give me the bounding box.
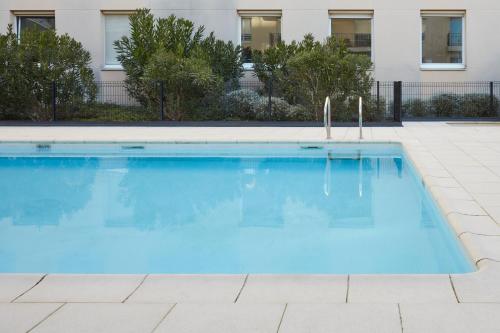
[1,0,500,82]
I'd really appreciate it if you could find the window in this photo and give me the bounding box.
[330,12,373,58]
[239,13,281,64]
[16,16,55,35]
[421,12,465,69]
[104,14,131,67]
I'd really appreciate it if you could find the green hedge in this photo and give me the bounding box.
[403,93,499,118]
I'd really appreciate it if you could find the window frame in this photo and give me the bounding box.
[102,11,134,70]
[237,10,282,70]
[420,11,466,71]
[329,11,374,64]
[14,11,55,37]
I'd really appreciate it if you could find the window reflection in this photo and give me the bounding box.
[241,16,281,63]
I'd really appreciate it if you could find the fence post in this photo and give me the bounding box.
[51,81,57,121]
[393,81,402,123]
[376,81,380,114]
[268,73,273,120]
[490,81,494,116]
[160,81,165,121]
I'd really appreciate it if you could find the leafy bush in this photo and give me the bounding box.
[253,34,373,120]
[114,9,243,119]
[403,99,428,117]
[142,50,220,120]
[431,94,459,117]
[459,94,498,117]
[0,25,96,120]
[224,89,260,119]
[254,97,291,121]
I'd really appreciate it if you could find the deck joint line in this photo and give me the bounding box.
[397,303,404,333]
[234,274,249,303]
[276,303,288,333]
[26,302,66,333]
[151,303,177,333]
[345,275,350,303]
[122,274,149,303]
[11,274,47,303]
[449,275,460,303]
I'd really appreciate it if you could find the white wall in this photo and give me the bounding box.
[1,0,500,81]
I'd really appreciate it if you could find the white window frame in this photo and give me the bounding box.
[329,11,375,64]
[420,11,466,71]
[237,10,282,70]
[102,11,134,71]
[13,11,55,36]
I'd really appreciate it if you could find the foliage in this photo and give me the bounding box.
[0,25,96,120]
[253,34,373,120]
[142,50,220,120]
[403,99,428,117]
[431,94,459,117]
[460,94,498,117]
[114,8,243,118]
[224,89,260,119]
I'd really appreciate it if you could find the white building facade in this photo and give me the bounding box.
[1,0,499,82]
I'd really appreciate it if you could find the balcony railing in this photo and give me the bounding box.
[447,33,462,47]
[333,33,371,48]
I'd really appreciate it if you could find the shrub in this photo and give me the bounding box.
[254,97,290,121]
[287,104,315,121]
[224,89,260,120]
[142,50,220,120]
[253,34,373,121]
[114,9,243,119]
[459,94,499,117]
[0,25,96,120]
[430,94,460,117]
[403,99,428,117]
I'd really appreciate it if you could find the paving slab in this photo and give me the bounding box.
[437,199,487,216]
[459,233,500,263]
[127,275,245,303]
[348,275,456,303]
[447,213,500,236]
[154,303,284,333]
[0,303,62,333]
[0,274,44,302]
[279,303,401,333]
[31,303,172,333]
[401,303,500,333]
[452,260,500,302]
[16,274,145,303]
[237,275,348,303]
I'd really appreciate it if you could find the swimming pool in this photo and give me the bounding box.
[0,143,472,274]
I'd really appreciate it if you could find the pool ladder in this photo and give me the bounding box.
[324,97,331,139]
[324,96,364,140]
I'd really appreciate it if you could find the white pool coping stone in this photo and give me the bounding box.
[0,122,499,333]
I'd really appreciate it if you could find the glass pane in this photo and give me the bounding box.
[18,17,55,33]
[331,18,372,57]
[241,16,281,63]
[105,15,130,65]
[422,16,463,64]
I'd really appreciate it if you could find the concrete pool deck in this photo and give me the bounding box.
[0,122,499,332]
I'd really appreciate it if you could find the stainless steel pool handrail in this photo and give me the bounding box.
[324,97,331,139]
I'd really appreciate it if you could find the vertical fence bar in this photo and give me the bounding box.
[51,81,57,121]
[160,81,165,121]
[490,81,494,116]
[376,81,380,115]
[393,81,402,123]
[268,73,273,120]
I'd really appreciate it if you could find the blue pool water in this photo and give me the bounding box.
[0,143,472,274]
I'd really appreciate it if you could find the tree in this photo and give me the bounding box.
[114,9,243,119]
[253,34,373,120]
[0,25,96,120]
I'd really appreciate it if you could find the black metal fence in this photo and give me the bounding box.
[1,79,499,123]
